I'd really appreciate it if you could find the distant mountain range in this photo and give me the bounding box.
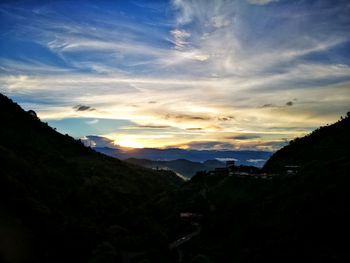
[146,113,350,263]
[82,135,272,169]
[125,158,226,179]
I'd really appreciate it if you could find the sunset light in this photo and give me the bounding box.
[1,0,348,152]
[117,140,144,149]
[1,1,349,261]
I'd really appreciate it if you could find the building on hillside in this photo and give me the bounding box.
[226,161,236,175]
[180,212,203,220]
[285,165,300,175]
[209,167,229,176]
[226,160,235,168]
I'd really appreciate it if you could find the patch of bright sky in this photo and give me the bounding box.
[1,0,350,150]
[48,118,134,138]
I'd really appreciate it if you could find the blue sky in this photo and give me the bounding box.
[1,0,349,150]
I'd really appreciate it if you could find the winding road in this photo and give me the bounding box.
[168,222,201,250]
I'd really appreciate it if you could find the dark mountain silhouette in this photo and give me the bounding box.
[264,113,350,172]
[1,92,349,263]
[125,158,226,178]
[0,93,182,263]
[132,113,350,262]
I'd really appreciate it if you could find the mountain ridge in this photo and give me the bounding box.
[93,144,271,167]
[1,92,349,262]
[0,93,183,262]
[264,112,350,172]
[125,158,226,178]
[138,112,350,262]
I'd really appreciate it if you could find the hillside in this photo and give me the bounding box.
[264,113,350,172]
[132,114,350,263]
[1,92,349,263]
[0,93,182,263]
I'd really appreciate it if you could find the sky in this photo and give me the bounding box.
[1,0,349,151]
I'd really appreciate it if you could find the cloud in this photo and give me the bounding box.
[86,119,99,124]
[247,159,266,163]
[216,158,238,162]
[173,140,237,150]
[133,125,171,129]
[261,104,277,108]
[170,29,191,49]
[253,140,288,151]
[218,116,235,121]
[211,15,232,28]
[172,0,195,25]
[229,135,261,140]
[165,113,212,121]
[186,127,203,131]
[261,101,294,108]
[247,0,279,5]
[80,135,116,148]
[74,105,95,111]
[1,0,350,150]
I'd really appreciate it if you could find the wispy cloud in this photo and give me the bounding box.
[131,125,172,129]
[171,140,238,150]
[74,105,95,112]
[86,119,99,125]
[0,0,349,150]
[228,135,261,140]
[170,29,191,49]
[247,0,279,6]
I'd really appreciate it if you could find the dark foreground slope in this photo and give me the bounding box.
[1,92,349,263]
[264,113,350,172]
[0,94,182,263]
[136,114,350,263]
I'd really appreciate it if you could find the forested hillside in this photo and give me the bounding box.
[1,93,349,263]
[264,113,350,172]
[137,114,350,263]
[0,93,182,263]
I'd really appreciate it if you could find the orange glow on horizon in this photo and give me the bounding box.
[116,139,144,149]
